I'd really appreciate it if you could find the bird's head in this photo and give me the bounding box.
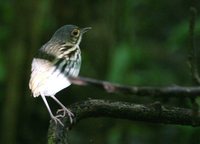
[51,25,91,46]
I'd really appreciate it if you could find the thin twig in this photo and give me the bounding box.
[188,7,200,84]
[69,76,200,98]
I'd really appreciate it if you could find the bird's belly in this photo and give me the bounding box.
[30,69,70,97]
[29,58,80,97]
[42,70,71,96]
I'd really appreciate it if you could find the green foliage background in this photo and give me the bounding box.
[0,0,200,144]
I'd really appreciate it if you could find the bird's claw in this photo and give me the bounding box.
[56,108,74,124]
[52,116,64,127]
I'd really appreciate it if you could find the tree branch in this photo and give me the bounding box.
[48,99,200,144]
[188,7,200,84]
[69,76,200,98]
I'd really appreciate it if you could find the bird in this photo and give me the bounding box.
[29,25,91,126]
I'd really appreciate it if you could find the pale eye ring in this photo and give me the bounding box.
[71,29,80,37]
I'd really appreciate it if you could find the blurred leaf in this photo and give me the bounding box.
[0,0,14,23]
[167,21,188,51]
[0,26,10,42]
[0,53,6,82]
[167,18,200,51]
[107,126,121,144]
[107,43,132,82]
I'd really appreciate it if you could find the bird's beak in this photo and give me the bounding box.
[81,27,92,34]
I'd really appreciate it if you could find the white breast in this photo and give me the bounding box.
[29,58,74,97]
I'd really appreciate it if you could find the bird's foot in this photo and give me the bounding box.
[56,108,74,124]
[51,115,64,126]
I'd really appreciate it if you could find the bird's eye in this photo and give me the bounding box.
[71,29,80,37]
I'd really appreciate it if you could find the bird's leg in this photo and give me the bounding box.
[51,95,74,123]
[41,95,64,126]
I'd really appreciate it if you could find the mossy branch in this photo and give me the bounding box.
[48,99,200,144]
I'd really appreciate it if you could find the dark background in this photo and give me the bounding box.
[0,0,200,144]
